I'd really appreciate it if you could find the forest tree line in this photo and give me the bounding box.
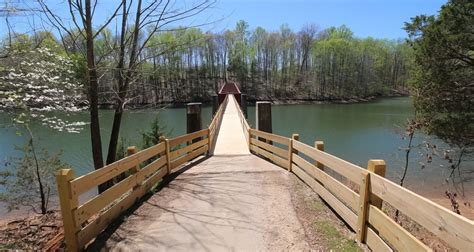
[1,21,413,105]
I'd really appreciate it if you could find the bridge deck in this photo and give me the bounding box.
[213,95,250,155]
[99,95,311,251]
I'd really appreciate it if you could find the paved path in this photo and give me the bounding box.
[213,95,249,155]
[100,95,310,251]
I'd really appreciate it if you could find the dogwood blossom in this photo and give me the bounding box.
[0,47,88,132]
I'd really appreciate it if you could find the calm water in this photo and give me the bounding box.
[1,97,472,198]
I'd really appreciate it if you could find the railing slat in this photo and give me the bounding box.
[171,145,208,171]
[249,128,290,146]
[292,154,359,211]
[250,138,288,158]
[292,164,358,229]
[292,140,365,185]
[169,138,208,160]
[250,144,287,168]
[366,227,393,252]
[368,205,431,251]
[370,173,474,251]
[169,128,208,147]
[71,143,165,196]
[77,165,167,247]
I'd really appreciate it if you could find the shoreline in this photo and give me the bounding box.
[98,93,410,110]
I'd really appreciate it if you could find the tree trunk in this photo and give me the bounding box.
[85,0,104,176]
[106,0,142,167]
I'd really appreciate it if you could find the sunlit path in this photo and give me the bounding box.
[213,95,250,155]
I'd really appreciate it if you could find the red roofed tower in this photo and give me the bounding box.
[218,81,241,105]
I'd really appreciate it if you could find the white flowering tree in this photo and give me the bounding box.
[0,46,87,214]
[0,47,87,131]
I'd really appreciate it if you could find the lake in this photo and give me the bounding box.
[1,97,472,217]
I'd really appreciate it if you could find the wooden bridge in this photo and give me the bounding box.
[57,94,474,251]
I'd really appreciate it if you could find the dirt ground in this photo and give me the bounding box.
[85,155,359,251]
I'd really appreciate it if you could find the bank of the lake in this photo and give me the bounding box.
[0,97,472,219]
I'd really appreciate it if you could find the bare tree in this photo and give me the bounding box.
[37,0,214,191]
[38,0,125,192]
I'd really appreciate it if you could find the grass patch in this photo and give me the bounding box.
[311,201,326,212]
[314,220,361,252]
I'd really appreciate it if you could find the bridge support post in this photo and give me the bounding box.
[212,95,219,116]
[256,101,272,143]
[187,103,202,143]
[241,94,248,118]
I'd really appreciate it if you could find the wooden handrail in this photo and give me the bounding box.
[247,128,474,251]
[57,129,211,251]
[208,94,227,152]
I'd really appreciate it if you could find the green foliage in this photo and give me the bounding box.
[140,116,169,150]
[0,143,68,213]
[404,0,473,148]
[116,136,131,161]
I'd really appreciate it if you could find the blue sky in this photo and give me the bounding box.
[1,0,447,39]
[212,0,446,38]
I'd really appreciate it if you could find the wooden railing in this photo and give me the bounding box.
[56,116,226,250]
[233,94,250,144]
[208,95,227,153]
[248,129,474,251]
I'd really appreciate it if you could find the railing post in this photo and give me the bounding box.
[288,134,299,172]
[127,146,139,173]
[164,138,171,174]
[247,128,251,151]
[357,171,370,243]
[207,128,211,155]
[367,160,386,209]
[315,141,325,170]
[56,169,79,251]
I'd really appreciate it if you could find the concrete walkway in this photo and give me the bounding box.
[213,95,250,155]
[102,155,310,251]
[98,95,310,251]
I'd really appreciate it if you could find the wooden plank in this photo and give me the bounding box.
[292,164,358,230]
[169,129,208,147]
[250,138,288,158]
[71,143,165,196]
[56,169,79,251]
[287,139,294,171]
[315,141,324,169]
[77,164,167,248]
[370,173,474,250]
[356,172,370,242]
[368,205,431,251]
[75,157,166,225]
[74,172,137,226]
[292,154,359,211]
[292,141,365,185]
[366,227,393,252]
[169,138,208,160]
[367,160,386,208]
[171,145,208,170]
[249,129,290,146]
[136,156,167,182]
[250,144,287,169]
[165,139,171,174]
